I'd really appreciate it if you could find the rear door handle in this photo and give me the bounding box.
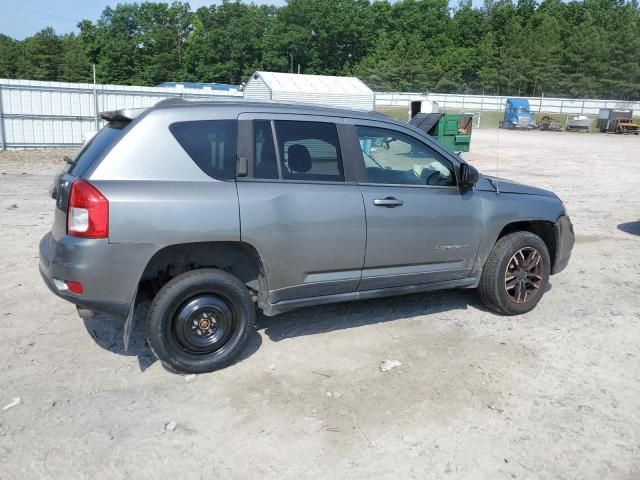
[373,197,404,208]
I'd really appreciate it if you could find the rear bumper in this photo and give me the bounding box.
[552,214,574,274]
[39,263,130,320]
[39,232,153,320]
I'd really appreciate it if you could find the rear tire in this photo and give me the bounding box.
[146,269,254,374]
[478,232,550,315]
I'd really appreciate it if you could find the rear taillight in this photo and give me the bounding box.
[67,179,109,238]
[64,280,84,294]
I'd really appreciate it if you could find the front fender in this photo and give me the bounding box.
[477,191,565,267]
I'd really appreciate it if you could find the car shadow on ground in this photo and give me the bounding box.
[256,289,490,342]
[617,221,640,236]
[83,305,156,371]
[83,285,548,372]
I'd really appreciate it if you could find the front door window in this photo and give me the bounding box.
[356,126,456,187]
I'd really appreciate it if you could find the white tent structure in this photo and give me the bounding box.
[243,71,375,111]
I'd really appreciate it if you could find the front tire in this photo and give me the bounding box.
[146,269,254,374]
[478,232,550,315]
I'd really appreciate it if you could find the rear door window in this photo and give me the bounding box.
[170,120,237,180]
[273,121,344,182]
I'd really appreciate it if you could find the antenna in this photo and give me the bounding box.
[495,97,501,194]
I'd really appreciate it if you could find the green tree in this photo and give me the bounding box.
[60,34,92,82]
[17,27,63,81]
[1,0,639,98]
[183,1,272,84]
[0,35,20,78]
[263,0,374,75]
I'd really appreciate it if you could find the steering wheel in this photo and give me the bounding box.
[424,171,441,185]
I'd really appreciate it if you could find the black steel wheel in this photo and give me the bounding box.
[173,295,235,354]
[478,231,551,315]
[146,269,254,374]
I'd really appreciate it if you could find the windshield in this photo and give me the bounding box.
[513,107,529,113]
[66,121,128,177]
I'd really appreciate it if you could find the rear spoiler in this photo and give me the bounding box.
[99,108,146,122]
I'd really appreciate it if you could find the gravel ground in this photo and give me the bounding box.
[0,130,639,480]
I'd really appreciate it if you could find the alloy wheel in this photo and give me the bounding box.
[504,247,544,304]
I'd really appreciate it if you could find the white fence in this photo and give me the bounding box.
[374,92,640,115]
[0,79,241,148]
[2,79,639,148]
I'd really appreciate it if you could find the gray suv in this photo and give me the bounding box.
[40,99,574,373]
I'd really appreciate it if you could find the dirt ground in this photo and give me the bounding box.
[1,130,639,480]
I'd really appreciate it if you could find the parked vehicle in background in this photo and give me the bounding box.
[538,116,562,132]
[610,118,640,135]
[500,98,536,129]
[39,99,574,374]
[566,115,592,132]
[597,108,638,133]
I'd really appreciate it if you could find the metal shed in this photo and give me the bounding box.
[243,71,374,111]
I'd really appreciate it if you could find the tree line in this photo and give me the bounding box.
[1,0,639,99]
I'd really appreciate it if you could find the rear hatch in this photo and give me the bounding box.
[50,110,139,239]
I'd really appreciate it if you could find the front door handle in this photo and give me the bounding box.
[373,196,404,208]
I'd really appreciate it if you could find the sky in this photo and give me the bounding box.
[0,0,287,39]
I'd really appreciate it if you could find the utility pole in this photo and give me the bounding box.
[0,84,6,150]
[92,63,99,130]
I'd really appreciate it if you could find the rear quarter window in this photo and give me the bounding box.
[67,122,128,177]
[169,120,237,180]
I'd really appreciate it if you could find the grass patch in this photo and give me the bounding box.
[376,107,408,122]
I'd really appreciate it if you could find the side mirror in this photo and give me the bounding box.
[458,163,479,192]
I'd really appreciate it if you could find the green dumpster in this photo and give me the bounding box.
[429,114,472,152]
[409,113,473,152]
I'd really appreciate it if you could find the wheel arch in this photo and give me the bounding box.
[495,220,557,268]
[137,241,269,304]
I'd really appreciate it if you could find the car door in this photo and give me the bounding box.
[236,113,366,304]
[344,119,483,291]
